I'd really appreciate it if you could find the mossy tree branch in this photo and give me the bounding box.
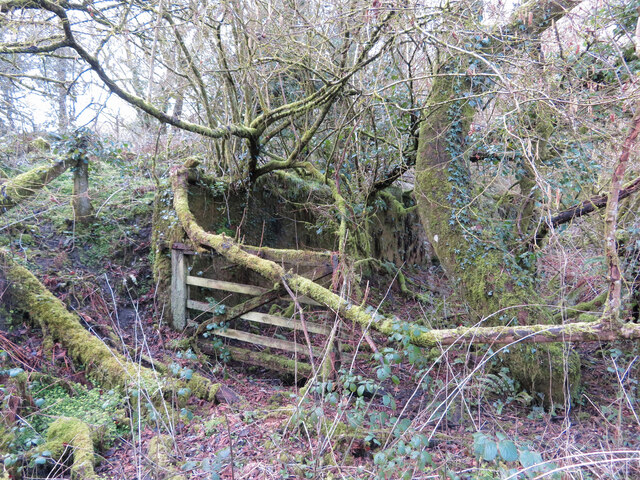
[0,157,72,213]
[41,417,99,480]
[170,164,640,349]
[0,249,220,402]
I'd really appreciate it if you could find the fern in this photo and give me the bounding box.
[476,368,533,409]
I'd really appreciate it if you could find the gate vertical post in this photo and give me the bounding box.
[171,247,187,330]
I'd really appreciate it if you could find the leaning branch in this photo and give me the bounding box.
[29,0,256,140]
[0,158,71,213]
[0,249,221,401]
[535,175,640,243]
[171,164,640,349]
[602,107,640,325]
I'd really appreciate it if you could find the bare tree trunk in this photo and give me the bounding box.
[72,155,94,224]
[55,56,70,131]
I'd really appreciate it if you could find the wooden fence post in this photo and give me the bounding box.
[171,248,187,330]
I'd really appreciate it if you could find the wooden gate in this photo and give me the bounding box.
[170,243,345,377]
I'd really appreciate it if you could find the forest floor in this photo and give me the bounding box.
[1,155,640,479]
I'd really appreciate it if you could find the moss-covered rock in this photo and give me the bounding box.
[503,343,581,408]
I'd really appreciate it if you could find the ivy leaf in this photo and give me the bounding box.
[181,460,198,471]
[472,432,487,458]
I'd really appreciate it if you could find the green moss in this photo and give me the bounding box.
[185,373,220,402]
[0,424,14,452]
[413,60,581,403]
[577,313,599,322]
[41,417,98,479]
[0,159,70,212]
[29,137,51,152]
[147,435,187,480]
[30,381,126,445]
[18,234,33,245]
[0,249,220,402]
[503,343,581,408]
[151,185,187,319]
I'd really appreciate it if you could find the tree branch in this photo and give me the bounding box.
[0,37,69,54]
[535,174,640,244]
[171,164,640,349]
[1,157,72,213]
[23,0,257,140]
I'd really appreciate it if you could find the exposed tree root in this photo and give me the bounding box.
[0,249,220,402]
[171,164,640,349]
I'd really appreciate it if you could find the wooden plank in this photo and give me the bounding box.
[186,276,267,295]
[241,311,333,336]
[225,346,312,376]
[171,242,196,254]
[186,275,320,306]
[208,327,323,356]
[171,249,187,330]
[189,300,332,335]
[206,328,354,366]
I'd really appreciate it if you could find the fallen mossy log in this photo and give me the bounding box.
[0,158,71,212]
[171,164,640,348]
[39,417,99,480]
[0,249,220,401]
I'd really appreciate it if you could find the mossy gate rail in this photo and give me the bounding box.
[170,243,347,376]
